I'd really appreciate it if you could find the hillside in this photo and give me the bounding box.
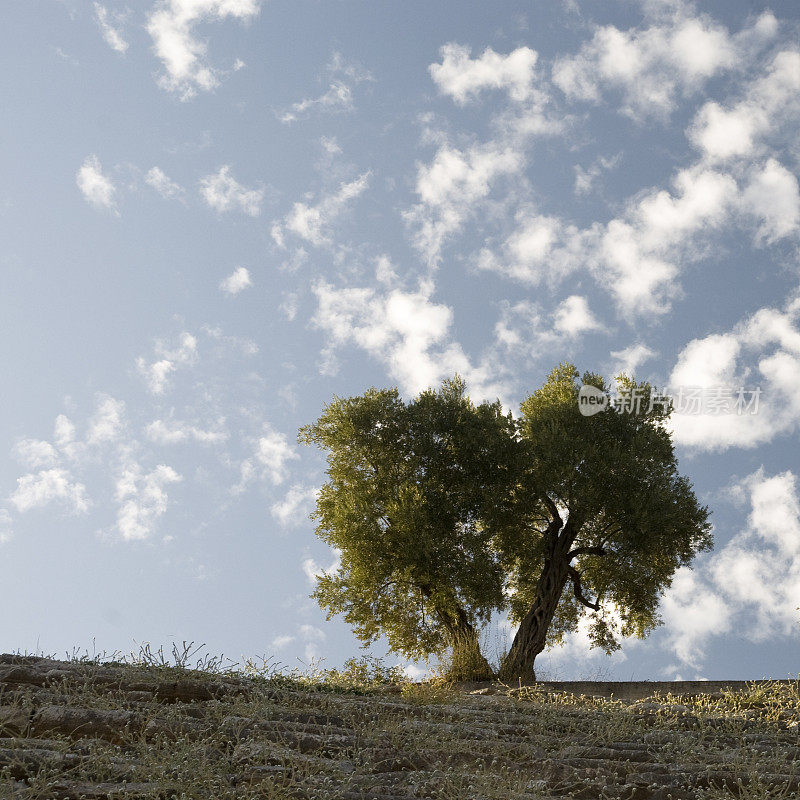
[1,653,799,799]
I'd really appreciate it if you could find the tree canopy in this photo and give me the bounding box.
[299,377,518,677]
[300,364,713,680]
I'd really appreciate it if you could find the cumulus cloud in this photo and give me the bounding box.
[553,10,776,119]
[405,144,523,267]
[199,166,263,216]
[271,484,318,527]
[0,509,11,544]
[279,52,372,123]
[609,343,656,379]
[94,3,128,53]
[145,419,227,445]
[493,296,603,356]
[301,548,341,586]
[12,439,59,470]
[312,270,508,403]
[254,426,299,485]
[219,266,252,295]
[234,425,299,493]
[477,208,585,286]
[87,395,126,446]
[480,164,739,316]
[114,462,182,540]
[145,167,184,200]
[136,332,198,395]
[76,155,118,213]
[661,468,800,668]
[272,173,370,249]
[430,43,539,104]
[740,158,800,244]
[668,292,800,451]
[689,50,800,163]
[146,0,261,99]
[10,469,90,515]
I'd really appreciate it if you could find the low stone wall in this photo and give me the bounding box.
[534,679,796,702]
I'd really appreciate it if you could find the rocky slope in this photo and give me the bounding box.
[1,654,799,799]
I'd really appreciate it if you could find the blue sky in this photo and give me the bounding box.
[2,0,800,680]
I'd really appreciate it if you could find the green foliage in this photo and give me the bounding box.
[501,363,713,655]
[300,376,518,661]
[301,363,713,673]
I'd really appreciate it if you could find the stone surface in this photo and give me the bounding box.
[1,655,798,799]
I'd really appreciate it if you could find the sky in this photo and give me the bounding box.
[2,0,800,681]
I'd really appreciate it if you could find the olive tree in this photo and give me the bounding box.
[299,377,519,680]
[497,364,713,680]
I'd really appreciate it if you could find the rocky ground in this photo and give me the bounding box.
[1,653,799,799]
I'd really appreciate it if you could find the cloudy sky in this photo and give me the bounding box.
[2,0,800,680]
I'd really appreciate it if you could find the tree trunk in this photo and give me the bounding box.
[499,520,575,682]
[446,625,494,681]
[420,585,494,681]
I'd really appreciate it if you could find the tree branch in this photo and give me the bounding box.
[568,565,600,611]
[542,495,562,525]
[567,546,607,560]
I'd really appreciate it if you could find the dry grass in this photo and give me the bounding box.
[1,644,799,799]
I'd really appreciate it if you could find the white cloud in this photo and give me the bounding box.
[271,634,294,649]
[136,332,198,395]
[146,0,261,99]
[270,484,318,527]
[54,415,76,449]
[114,462,182,541]
[12,439,59,470]
[145,419,227,445]
[660,567,733,668]
[279,52,372,123]
[76,155,118,214]
[493,297,603,356]
[689,50,800,163]
[553,295,602,337]
[740,159,800,244]
[280,82,352,123]
[0,509,11,544]
[145,167,184,200]
[477,208,584,285]
[405,144,523,267]
[94,3,128,53]
[10,469,90,515]
[219,266,252,295]
[298,623,326,662]
[574,154,621,196]
[199,166,263,216]
[480,164,738,316]
[233,425,299,490]
[312,274,508,403]
[609,343,656,379]
[668,292,800,451]
[553,11,775,119]
[273,173,370,248]
[430,43,539,104]
[661,468,800,668]
[599,166,738,315]
[302,548,341,586]
[87,395,126,445]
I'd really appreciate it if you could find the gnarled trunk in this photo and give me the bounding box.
[499,518,576,682]
[446,624,494,681]
[428,591,493,681]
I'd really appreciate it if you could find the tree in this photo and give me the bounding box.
[496,364,713,680]
[301,364,713,683]
[299,377,519,680]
